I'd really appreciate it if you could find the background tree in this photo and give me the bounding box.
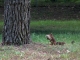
[3,0,31,45]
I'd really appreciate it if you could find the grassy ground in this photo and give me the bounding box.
[0,43,80,60]
[30,20,80,33]
[0,20,80,60]
[0,20,80,43]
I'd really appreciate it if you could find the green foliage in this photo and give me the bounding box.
[75,0,80,3]
[55,0,76,3]
[0,0,80,7]
[0,0,4,6]
[31,0,80,6]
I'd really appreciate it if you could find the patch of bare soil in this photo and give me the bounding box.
[8,42,71,60]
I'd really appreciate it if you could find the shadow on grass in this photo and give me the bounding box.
[31,29,80,34]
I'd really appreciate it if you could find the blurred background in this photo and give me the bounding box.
[0,0,80,20]
[0,0,80,43]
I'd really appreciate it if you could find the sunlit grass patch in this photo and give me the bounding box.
[30,20,80,33]
[0,46,16,60]
[0,20,80,33]
[31,32,80,44]
[0,46,26,60]
[31,33,49,44]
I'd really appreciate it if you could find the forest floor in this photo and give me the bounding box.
[0,6,80,60]
[0,42,80,60]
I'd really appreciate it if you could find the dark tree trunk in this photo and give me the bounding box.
[3,0,31,45]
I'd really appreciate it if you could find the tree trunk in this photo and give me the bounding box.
[3,0,31,45]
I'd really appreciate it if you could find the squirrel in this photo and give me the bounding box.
[46,33,65,45]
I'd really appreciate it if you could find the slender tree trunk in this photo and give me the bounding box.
[3,0,31,45]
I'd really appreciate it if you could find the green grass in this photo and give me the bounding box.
[31,20,80,44]
[31,20,80,29]
[0,46,26,60]
[1,20,80,34]
[31,32,80,44]
[0,34,2,42]
[30,20,80,33]
[31,31,80,60]
[0,21,3,34]
[0,20,80,60]
[30,20,80,45]
[0,20,80,43]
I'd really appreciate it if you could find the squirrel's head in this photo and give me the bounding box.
[46,33,53,40]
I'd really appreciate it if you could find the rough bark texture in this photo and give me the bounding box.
[3,0,31,45]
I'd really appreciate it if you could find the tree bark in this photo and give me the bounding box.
[3,0,31,45]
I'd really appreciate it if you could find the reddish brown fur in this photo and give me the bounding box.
[56,42,65,45]
[49,33,56,45]
[46,33,56,45]
[46,33,65,45]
